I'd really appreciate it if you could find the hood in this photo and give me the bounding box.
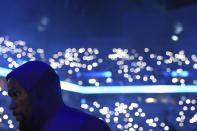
[6,61,64,130]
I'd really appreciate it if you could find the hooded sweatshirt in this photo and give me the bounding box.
[6,61,111,131]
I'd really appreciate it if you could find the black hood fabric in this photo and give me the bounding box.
[6,61,64,130]
[6,61,111,131]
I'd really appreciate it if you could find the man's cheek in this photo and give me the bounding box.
[15,114,23,122]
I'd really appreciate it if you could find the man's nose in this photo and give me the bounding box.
[9,101,16,110]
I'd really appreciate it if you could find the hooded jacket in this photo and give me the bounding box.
[6,61,111,131]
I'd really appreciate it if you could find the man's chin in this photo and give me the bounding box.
[15,115,23,122]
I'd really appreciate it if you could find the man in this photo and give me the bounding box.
[7,61,111,131]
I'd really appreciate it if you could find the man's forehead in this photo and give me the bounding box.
[7,78,21,90]
[7,79,23,97]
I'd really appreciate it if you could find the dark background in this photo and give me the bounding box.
[0,0,197,52]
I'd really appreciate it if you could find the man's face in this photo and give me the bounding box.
[7,77,32,122]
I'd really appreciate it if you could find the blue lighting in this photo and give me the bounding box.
[76,71,112,78]
[179,71,189,77]
[103,71,112,77]
[80,98,86,104]
[1,67,197,94]
[16,59,27,65]
[171,71,189,77]
[60,85,197,94]
[0,67,12,77]
[162,71,170,77]
[76,72,82,77]
[171,71,178,77]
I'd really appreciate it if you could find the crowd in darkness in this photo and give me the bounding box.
[0,37,197,130]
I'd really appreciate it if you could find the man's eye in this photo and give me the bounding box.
[14,92,21,97]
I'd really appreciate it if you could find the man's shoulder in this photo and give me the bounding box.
[59,106,111,131]
[79,116,111,131]
[61,105,93,120]
[42,105,95,131]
